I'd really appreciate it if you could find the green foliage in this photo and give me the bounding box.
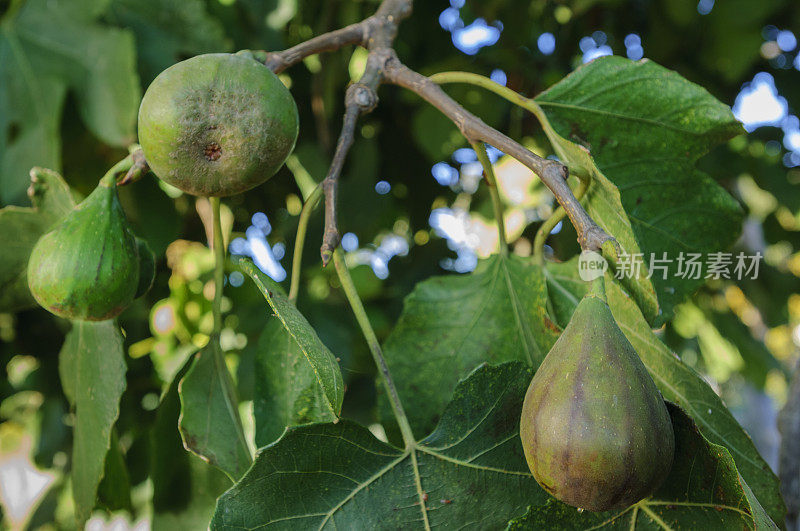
[534,57,744,323]
[151,357,232,529]
[0,0,796,528]
[0,168,74,311]
[379,254,560,438]
[0,0,139,203]
[236,256,344,422]
[213,363,548,529]
[178,340,251,480]
[58,320,127,527]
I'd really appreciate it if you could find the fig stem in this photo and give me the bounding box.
[470,141,508,256]
[210,197,225,335]
[289,184,323,303]
[589,275,607,302]
[117,147,149,187]
[332,248,417,449]
[99,154,135,187]
[532,176,590,265]
[425,70,612,254]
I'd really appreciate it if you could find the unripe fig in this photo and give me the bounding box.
[520,287,674,512]
[27,177,139,321]
[137,53,299,197]
[134,237,155,299]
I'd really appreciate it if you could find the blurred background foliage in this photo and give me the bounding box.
[1,0,800,528]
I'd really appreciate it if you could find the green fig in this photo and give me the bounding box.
[137,53,299,197]
[520,283,674,512]
[134,237,155,299]
[27,176,139,321]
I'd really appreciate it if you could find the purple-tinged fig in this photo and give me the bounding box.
[520,285,674,511]
[137,53,299,197]
[27,177,139,321]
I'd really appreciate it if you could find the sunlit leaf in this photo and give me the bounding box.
[152,356,231,530]
[253,317,337,447]
[234,256,344,421]
[213,363,547,529]
[59,320,127,526]
[380,254,560,438]
[534,56,743,323]
[178,340,252,481]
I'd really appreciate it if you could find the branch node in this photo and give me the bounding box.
[543,159,569,181]
[346,83,379,113]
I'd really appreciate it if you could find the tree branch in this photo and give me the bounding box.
[262,22,368,74]
[308,0,412,264]
[320,94,363,266]
[382,57,612,252]
[260,0,609,254]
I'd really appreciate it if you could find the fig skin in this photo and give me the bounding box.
[27,178,139,321]
[137,53,299,197]
[520,293,674,512]
[134,237,155,299]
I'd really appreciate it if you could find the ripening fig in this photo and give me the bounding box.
[137,53,299,197]
[520,279,674,512]
[27,175,139,321]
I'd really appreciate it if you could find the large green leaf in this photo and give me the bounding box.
[253,317,338,447]
[178,339,252,481]
[0,167,75,311]
[152,356,231,530]
[212,363,547,529]
[534,56,743,322]
[545,260,786,524]
[58,320,127,527]
[214,361,778,529]
[380,254,560,438]
[507,404,776,530]
[234,256,344,421]
[0,0,139,203]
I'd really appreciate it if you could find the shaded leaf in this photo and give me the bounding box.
[152,356,231,530]
[58,320,127,527]
[707,309,786,389]
[529,103,658,323]
[234,255,344,420]
[0,168,75,311]
[0,0,139,203]
[178,339,251,481]
[253,317,337,447]
[212,363,547,529]
[545,259,786,524]
[507,404,776,530]
[380,254,560,437]
[97,430,132,512]
[108,0,230,84]
[534,56,743,322]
